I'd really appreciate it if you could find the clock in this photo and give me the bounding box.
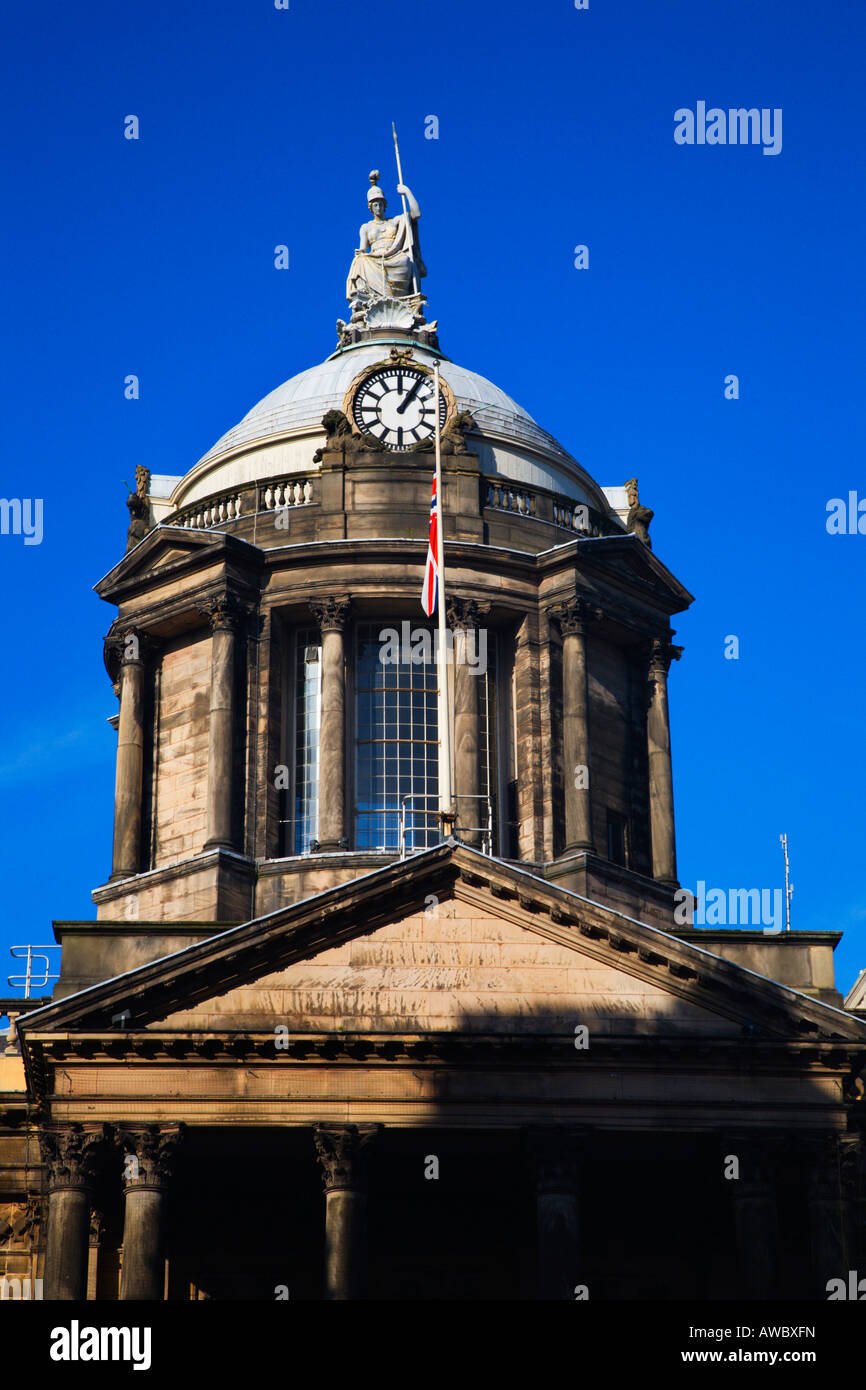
[351,365,448,450]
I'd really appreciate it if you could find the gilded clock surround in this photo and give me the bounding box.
[342,353,455,451]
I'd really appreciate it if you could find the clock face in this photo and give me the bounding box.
[352,366,448,450]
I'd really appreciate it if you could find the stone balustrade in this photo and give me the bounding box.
[484,481,537,516]
[484,479,606,537]
[170,477,315,530]
[262,478,314,512]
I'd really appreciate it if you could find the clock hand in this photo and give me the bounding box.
[396,376,424,414]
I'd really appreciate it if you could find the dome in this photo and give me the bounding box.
[161,338,611,515]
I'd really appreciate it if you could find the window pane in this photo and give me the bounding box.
[355,622,440,850]
[354,622,498,852]
[293,628,321,854]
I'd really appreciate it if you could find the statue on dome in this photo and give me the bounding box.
[337,130,439,350]
[346,170,426,305]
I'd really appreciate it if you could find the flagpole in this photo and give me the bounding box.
[434,362,453,829]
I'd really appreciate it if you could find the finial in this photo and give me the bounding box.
[368,170,380,190]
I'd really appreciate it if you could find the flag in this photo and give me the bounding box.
[421,474,438,615]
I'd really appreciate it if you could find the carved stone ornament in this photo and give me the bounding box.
[309,595,351,632]
[39,1124,113,1193]
[648,635,684,680]
[547,597,601,637]
[624,477,654,549]
[197,595,247,632]
[313,1124,382,1193]
[312,409,388,462]
[124,465,153,553]
[118,1124,186,1191]
[446,596,491,630]
[409,410,476,455]
[0,1197,42,1245]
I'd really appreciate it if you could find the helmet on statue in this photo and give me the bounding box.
[366,171,388,206]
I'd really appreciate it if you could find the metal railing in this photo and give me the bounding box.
[8,945,61,998]
[399,794,442,859]
[398,793,494,858]
[449,793,494,857]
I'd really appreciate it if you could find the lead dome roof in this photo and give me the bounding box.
[198,340,576,472]
[156,336,618,517]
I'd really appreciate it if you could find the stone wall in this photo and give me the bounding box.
[153,633,211,868]
[154,896,742,1037]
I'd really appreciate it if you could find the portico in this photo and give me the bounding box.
[19,845,866,1300]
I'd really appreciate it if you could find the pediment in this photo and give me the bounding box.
[19,845,866,1047]
[577,535,694,609]
[94,526,259,602]
[149,898,744,1038]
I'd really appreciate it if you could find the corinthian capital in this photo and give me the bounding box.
[309,596,352,632]
[103,628,157,678]
[118,1124,186,1191]
[445,596,491,630]
[39,1124,113,1193]
[198,594,247,632]
[648,636,684,679]
[313,1124,381,1192]
[547,597,599,637]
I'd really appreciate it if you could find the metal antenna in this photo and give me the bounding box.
[780,833,793,931]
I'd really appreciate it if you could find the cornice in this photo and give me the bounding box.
[25,1030,866,1071]
[21,844,866,1060]
[94,528,264,606]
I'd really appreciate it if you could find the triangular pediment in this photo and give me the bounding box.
[581,536,694,607]
[19,846,866,1047]
[94,526,260,602]
[147,898,746,1038]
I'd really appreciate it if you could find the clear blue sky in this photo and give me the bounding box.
[1,0,864,996]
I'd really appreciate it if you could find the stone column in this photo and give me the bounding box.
[529,1128,585,1300]
[313,1123,381,1300]
[805,1133,857,1297]
[728,1134,780,1299]
[119,1124,184,1301]
[550,600,594,854]
[111,630,149,879]
[201,597,244,852]
[40,1125,111,1301]
[647,636,682,885]
[446,597,490,847]
[309,597,351,851]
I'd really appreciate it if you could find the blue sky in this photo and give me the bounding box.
[1,0,864,996]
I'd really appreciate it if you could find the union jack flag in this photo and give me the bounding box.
[421,475,438,616]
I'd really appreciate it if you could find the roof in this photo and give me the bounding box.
[195,340,582,474]
[18,842,866,1044]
